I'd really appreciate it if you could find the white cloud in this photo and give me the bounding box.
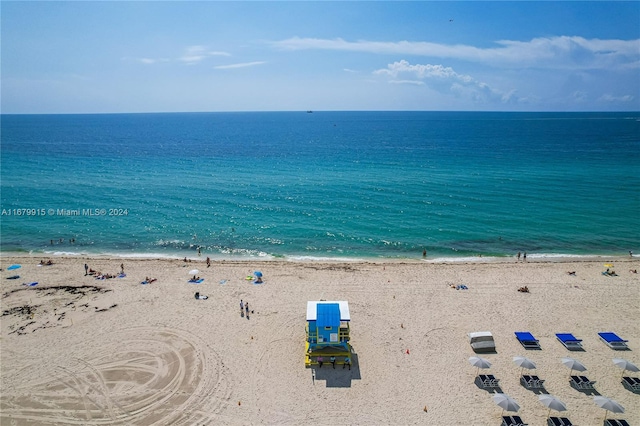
[126,46,232,66]
[389,80,425,85]
[179,45,231,65]
[122,57,170,65]
[374,60,517,104]
[571,91,588,103]
[598,93,634,102]
[214,61,266,70]
[271,36,640,70]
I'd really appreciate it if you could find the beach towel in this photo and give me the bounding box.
[141,281,149,285]
[189,278,204,284]
[6,275,20,280]
[219,279,228,285]
[23,282,38,287]
[118,273,126,278]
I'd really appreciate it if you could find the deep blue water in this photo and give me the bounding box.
[1,111,639,260]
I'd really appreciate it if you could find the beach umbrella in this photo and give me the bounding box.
[593,396,624,422]
[492,393,520,416]
[561,357,587,378]
[513,356,536,376]
[469,356,492,377]
[188,269,199,276]
[612,358,639,378]
[7,264,21,270]
[538,394,567,419]
[254,271,263,277]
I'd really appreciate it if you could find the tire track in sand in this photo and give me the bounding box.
[0,326,232,425]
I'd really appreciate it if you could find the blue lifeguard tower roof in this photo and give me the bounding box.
[306,301,350,321]
[316,303,340,328]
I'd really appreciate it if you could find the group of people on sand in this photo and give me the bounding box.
[39,259,54,266]
[516,252,527,261]
[317,356,350,370]
[517,286,529,293]
[83,263,124,280]
[240,299,253,318]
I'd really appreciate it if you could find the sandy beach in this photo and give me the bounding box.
[1,255,638,425]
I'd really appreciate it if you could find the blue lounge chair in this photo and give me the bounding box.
[556,333,583,350]
[515,332,540,349]
[598,332,629,350]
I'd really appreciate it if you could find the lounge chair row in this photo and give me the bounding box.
[520,374,544,389]
[622,376,640,391]
[548,417,573,426]
[478,374,500,388]
[570,375,596,390]
[515,331,629,350]
[502,415,527,426]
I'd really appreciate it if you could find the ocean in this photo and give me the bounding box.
[1,111,638,261]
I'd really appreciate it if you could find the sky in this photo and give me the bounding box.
[1,1,639,113]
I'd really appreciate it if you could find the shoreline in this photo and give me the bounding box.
[1,251,636,265]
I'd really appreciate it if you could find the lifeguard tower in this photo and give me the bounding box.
[305,301,351,367]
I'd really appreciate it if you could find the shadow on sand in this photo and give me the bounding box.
[312,353,361,388]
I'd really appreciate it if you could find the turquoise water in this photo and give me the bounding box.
[1,111,639,260]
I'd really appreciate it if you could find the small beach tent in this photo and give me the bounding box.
[305,301,351,366]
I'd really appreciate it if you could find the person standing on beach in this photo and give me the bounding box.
[330,356,336,368]
[245,301,249,316]
[343,357,351,370]
[517,252,521,261]
[317,357,323,368]
[523,252,527,262]
[206,257,211,267]
[240,299,244,313]
[120,263,124,274]
[423,249,426,258]
[84,263,89,276]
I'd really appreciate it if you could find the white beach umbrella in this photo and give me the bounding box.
[513,356,536,376]
[493,393,520,416]
[188,269,199,276]
[538,394,567,419]
[561,357,587,378]
[612,358,639,378]
[469,356,492,377]
[593,396,624,422]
